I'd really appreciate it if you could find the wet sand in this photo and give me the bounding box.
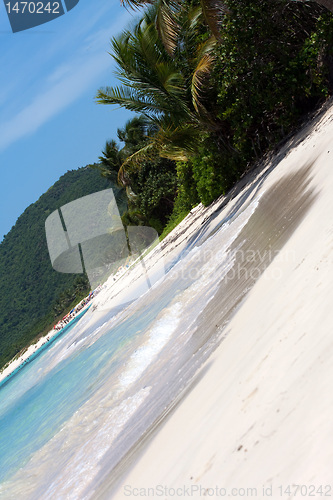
[94,100,333,498]
[2,99,333,499]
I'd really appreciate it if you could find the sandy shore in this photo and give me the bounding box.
[2,99,333,498]
[0,192,227,388]
[90,101,333,498]
[0,186,223,388]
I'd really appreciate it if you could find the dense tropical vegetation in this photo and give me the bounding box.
[91,114,178,232]
[95,0,333,233]
[0,167,123,370]
[2,0,333,372]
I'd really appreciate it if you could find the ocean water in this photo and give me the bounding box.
[0,307,91,391]
[0,192,265,499]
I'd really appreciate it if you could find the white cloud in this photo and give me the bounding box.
[0,51,111,151]
[0,6,133,152]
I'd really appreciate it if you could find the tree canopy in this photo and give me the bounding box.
[0,167,122,371]
[96,0,333,215]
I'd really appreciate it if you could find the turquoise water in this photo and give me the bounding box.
[0,307,91,391]
[0,193,263,499]
[0,291,176,485]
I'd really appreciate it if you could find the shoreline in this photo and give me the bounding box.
[1,97,333,496]
[2,89,315,389]
[94,100,333,497]
[0,295,95,386]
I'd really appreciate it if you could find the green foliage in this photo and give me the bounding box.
[214,0,332,161]
[92,139,122,183]
[128,157,177,229]
[0,167,120,371]
[169,0,333,208]
[97,0,333,232]
[160,209,190,240]
[94,116,178,234]
[175,160,200,212]
[52,275,89,316]
[96,3,220,164]
[191,146,237,205]
[159,160,199,238]
[117,115,157,158]
[120,158,177,233]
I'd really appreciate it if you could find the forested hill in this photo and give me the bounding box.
[0,166,119,370]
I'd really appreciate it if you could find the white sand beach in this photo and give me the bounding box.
[1,100,333,500]
[91,101,333,498]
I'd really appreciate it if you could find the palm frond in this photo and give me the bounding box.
[156,0,181,55]
[188,5,203,31]
[97,1,223,167]
[154,124,205,161]
[120,0,152,10]
[191,37,216,115]
[96,85,184,117]
[118,141,157,184]
[200,0,230,39]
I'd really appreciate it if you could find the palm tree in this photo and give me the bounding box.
[96,139,122,183]
[120,0,228,48]
[97,5,224,165]
[92,119,149,184]
[117,115,157,157]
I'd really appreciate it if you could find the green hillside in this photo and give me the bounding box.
[0,166,123,370]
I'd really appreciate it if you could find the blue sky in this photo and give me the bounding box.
[0,0,136,241]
